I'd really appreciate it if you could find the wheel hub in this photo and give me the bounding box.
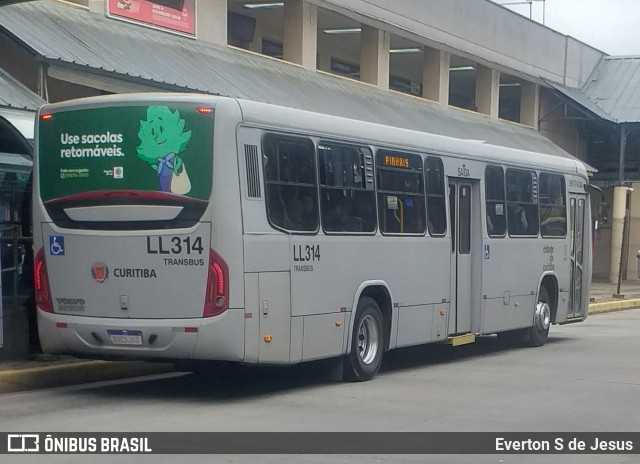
[534,301,551,330]
[357,314,379,365]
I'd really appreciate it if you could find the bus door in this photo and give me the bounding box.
[448,179,480,334]
[567,195,587,319]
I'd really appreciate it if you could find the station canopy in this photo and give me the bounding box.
[0,0,577,160]
[549,56,640,125]
[0,66,44,140]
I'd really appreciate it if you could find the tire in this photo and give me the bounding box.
[344,297,384,382]
[529,286,551,347]
[496,328,527,347]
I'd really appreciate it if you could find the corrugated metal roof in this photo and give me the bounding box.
[581,56,640,124]
[0,0,575,159]
[0,66,45,111]
[550,56,640,124]
[545,80,614,123]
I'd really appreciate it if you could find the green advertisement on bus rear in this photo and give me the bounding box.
[38,105,214,202]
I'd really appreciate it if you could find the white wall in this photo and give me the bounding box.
[311,0,605,88]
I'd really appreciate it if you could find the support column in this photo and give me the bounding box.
[88,0,105,14]
[37,63,48,101]
[360,24,390,89]
[197,0,227,46]
[627,184,640,281]
[475,65,499,118]
[283,0,317,70]
[520,82,540,129]
[618,124,628,184]
[422,48,450,106]
[609,186,628,284]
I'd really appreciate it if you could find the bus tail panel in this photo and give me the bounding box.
[40,222,211,320]
[37,308,246,361]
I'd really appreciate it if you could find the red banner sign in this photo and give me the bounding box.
[107,0,195,37]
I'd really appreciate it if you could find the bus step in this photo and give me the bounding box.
[447,333,476,347]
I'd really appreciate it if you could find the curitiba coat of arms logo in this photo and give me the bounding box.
[91,262,109,283]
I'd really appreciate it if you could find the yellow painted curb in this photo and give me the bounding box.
[0,360,173,394]
[589,298,640,315]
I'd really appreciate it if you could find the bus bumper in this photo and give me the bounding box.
[37,308,245,361]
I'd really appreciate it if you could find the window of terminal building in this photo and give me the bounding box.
[330,58,360,79]
[376,150,425,234]
[262,134,318,233]
[228,11,257,49]
[262,38,283,59]
[318,142,375,233]
[389,75,422,96]
[448,61,476,111]
[499,74,523,123]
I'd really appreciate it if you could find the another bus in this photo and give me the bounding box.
[34,94,591,381]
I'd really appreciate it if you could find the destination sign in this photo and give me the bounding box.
[383,155,410,168]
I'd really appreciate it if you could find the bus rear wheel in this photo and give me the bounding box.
[344,297,384,381]
[529,286,551,347]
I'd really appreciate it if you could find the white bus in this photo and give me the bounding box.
[34,93,591,381]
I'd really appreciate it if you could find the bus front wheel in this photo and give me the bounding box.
[344,297,384,381]
[529,286,551,347]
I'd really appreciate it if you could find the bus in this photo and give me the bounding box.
[33,93,591,381]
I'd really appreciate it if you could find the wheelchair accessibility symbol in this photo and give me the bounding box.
[49,236,65,256]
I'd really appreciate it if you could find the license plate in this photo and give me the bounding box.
[107,330,143,346]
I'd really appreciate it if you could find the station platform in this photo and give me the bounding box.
[588,278,640,313]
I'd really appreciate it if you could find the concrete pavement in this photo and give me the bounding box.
[1,278,640,393]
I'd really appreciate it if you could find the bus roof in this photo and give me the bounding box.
[235,98,586,177]
[38,93,587,178]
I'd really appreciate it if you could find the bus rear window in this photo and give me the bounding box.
[38,105,213,203]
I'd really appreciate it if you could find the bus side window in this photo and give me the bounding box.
[425,156,446,236]
[319,142,375,234]
[485,165,506,237]
[263,134,318,233]
[376,150,425,235]
[506,169,539,237]
[539,173,567,237]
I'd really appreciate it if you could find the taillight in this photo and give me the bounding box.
[35,248,53,312]
[203,249,229,317]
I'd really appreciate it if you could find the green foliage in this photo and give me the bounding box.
[136,106,192,172]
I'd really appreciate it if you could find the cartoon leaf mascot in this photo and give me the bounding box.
[136,106,192,195]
